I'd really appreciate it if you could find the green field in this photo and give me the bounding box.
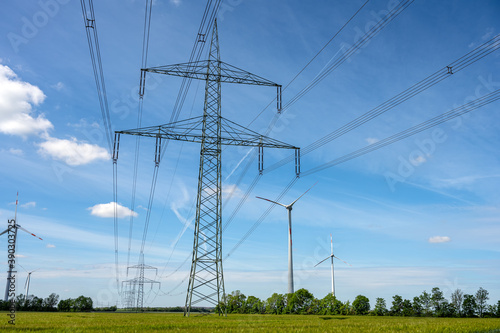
[1,312,500,332]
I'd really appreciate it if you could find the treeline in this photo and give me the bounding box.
[0,294,93,312]
[216,287,500,318]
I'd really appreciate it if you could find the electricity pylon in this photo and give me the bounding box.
[122,254,160,311]
[115,19,300,316]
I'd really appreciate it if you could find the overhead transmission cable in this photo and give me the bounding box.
[264,33,500,173]
[301,88,500,176]
[248,0,372,126]
[282,0,414,113]
[222,0,414,233]
[79,0,118,292]
[127,0,154,270]
[223,11,500,261]
[80,0,114,153]
[226,88,500,259]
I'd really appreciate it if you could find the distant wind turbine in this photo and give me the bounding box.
[314,234,351,297]
[24,269,39,297]
[0,193,43,301]
[18,264,38,297]
[256,182,317,294]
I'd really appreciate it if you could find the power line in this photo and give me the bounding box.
[300,88,500,177]
[79,0,118,294]
[222,0,414,238]
[281,0,414,113]
[248,0,373,126]
[225,88,500,262]
[79,0,114,153]
[264,33,500,173]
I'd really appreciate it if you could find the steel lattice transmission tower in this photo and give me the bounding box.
[115,20,300,316]
[121,254,160,311]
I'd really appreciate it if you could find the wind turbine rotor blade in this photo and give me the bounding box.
[17,226,43,240]
[333,255,352,266]
[289,181,318,206]
[0,228,9,236]
[255,196,287,208]
[314,254,333,267]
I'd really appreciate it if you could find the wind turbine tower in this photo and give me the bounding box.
[0,193,43,301]
[256,183,316,294]
[314,234,351,297]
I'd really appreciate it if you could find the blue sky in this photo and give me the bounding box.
[0,0,499,309]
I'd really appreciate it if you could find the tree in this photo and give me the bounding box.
[419,291,431,316]
[431,287,445,315]
[30,296,43,311]
[244,296,263,314]
[43,293,59,311]
[401,299,413,317]
[412,296,423,317]
[475,287,489,318]
[373,297,387,316]
[352,295,370,315]
[340,300,352,315]
[226,290,246,313]
[462,294,476,317]
[57,298,72,312]
[73,296,93,312]
[15,294,27,310]
[265,293,285,314]
[451,289,463,317]
[319,293,342,315]
[437,300,456,317]
[390,295,403,316]
[285,289,314,314]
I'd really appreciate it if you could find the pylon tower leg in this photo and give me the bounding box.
[185,20,226,316]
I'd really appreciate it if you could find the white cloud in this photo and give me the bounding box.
[51,82,64,91]
[428,236,451,243]
[0,65,53,137]
[9,148,23,156]
[366,137,379,145]
[21,201,36,208]
[46,244,56,248]
[15,254,27,258]
[170,0,181,6]
[37,136,109,166]
[481,27,495,41]
[88,202,138,219]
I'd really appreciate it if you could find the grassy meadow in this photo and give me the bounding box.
[1,312,500,332]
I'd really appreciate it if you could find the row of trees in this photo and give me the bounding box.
[57,296,93,312]
[0,294,93,312]
[217,287,500,318]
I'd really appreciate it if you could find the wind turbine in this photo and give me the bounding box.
[314,234,351,297]
[256,183,317,294]
[24,269,39,298]
[0,193,43,301]
[18,264,39,298]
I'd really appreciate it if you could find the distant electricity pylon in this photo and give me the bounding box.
[121,254,160,311]
[114,19,300,316]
